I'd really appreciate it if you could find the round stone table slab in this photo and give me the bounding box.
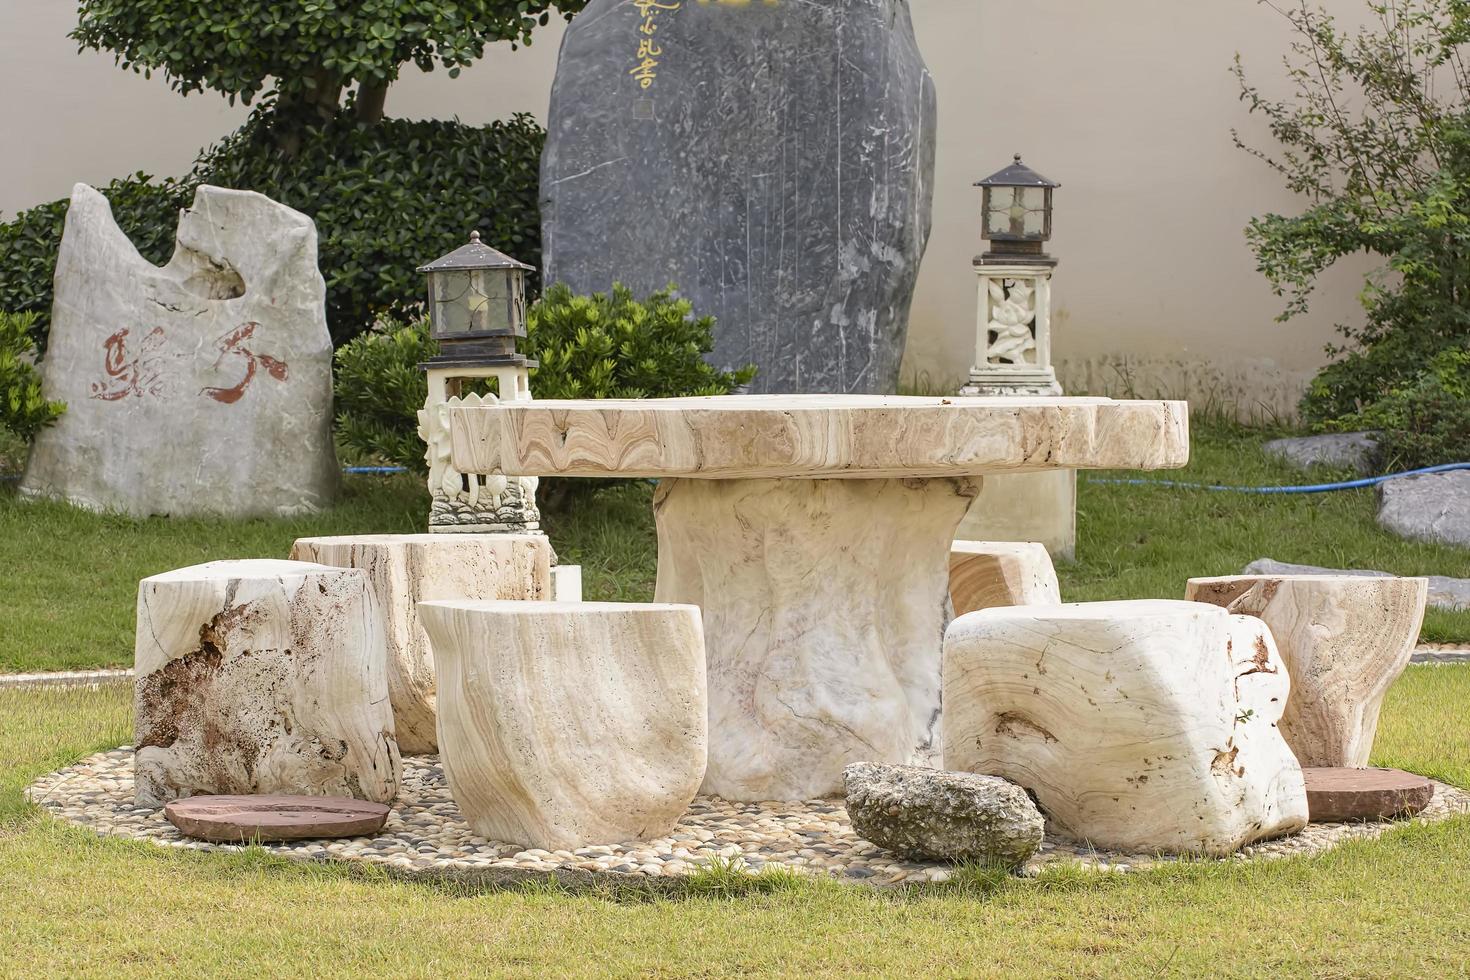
[1304,767,1436,823]
[164,795,391,842]
[448,395,1189,802]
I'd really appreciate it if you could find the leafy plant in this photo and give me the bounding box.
[332,284,756,494]
[1234,0,1470,441]
[333,315,439,472]
[527,283,757,399]
[1346,347,1470,469]
[0,311,66,442]
[72,0,584,141]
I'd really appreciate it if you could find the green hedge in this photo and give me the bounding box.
[0,112,545,349]
[0,175,193,349]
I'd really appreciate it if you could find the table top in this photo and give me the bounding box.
[448,394,1190,480]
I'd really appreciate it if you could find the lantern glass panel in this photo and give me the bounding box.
[429,270,475,337]
[984,186,1050,241]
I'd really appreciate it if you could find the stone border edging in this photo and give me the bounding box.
[0,669,133,690]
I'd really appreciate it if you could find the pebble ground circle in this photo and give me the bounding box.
[25,749,1470,889]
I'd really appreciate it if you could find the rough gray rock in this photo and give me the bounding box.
[842,762,1044,866]
[21,184,338,518]
[1243,558,1470,611]
[1262,432,1379,475]
[1377,470,1470,548]
[541,0,936,395]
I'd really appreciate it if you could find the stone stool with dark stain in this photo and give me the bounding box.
[133,559,400,807]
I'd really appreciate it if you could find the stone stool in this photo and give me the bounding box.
[133,559,400,807]
[418,600,707,850]
[1186,574,1428,767]
[943,599,1308,856]
[949,540,1061,618]
[290,534,552,754]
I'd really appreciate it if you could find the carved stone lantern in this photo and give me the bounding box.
[962,155,1062,396]
[416,233,540,533]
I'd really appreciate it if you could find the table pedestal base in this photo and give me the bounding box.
[654,476,980,801]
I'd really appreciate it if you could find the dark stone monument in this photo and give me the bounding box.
[541,0,936,394]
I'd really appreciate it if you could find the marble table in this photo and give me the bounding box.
[449,395,1189,801]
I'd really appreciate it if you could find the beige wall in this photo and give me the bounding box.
[2,0,1373,416]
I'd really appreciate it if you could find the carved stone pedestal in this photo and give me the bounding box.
[655,476,980,801]
[420,366,539,533]
[961,264,1061,396]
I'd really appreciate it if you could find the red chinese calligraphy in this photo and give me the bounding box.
[90,327,168,401]
[200,322,289,405]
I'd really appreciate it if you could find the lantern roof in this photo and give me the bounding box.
[974,154,1060,189]
[417,231,535,275]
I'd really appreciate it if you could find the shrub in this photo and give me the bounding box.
[0,174,192,349]
[1343,348,1470,471]
[527,283,757,399]
[0,311,66,442]
[333,315,439,473]
[0,112,545,351]
[72,0,582,137]
[332,284,756,485]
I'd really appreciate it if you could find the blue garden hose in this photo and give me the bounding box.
[1086,462,1470,495]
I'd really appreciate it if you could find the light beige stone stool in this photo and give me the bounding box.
[943,599,1308,856]
[419,600,707,850]
[1186,574,1428,767]
[949,540,1061,618]
[290,534,552,754]
[133,559,400,807]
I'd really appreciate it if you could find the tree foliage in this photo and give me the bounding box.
[1235,0,1470,459]
[72,0,586,127]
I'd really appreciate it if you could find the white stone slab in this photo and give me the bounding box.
[22,184,337,517]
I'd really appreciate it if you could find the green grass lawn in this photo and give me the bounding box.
[3,421,1468,672]
[3,421,1470,974]
[1,670,1466,977]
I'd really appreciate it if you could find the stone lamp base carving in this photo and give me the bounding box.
[418,388,540,534]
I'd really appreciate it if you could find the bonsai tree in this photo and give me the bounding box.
[72,0,585,142]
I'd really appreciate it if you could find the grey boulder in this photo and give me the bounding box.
[842,762,1044,866]
[541,0,936,395]
[1262,432,1379,475]
[21,184,338,518]
[1377,470,1470,548]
